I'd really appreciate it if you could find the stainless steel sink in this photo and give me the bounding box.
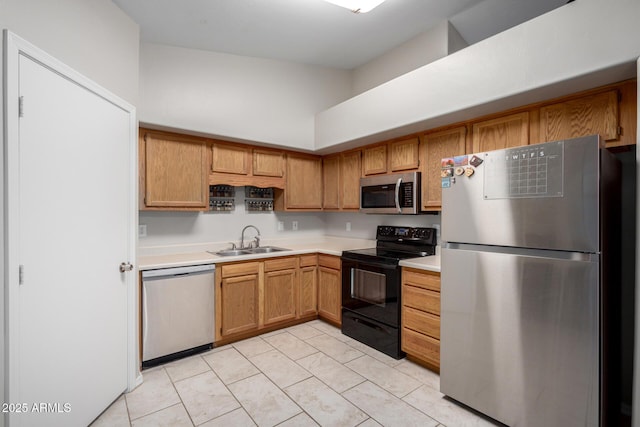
[210,249,252,257]
[209,246,290,257]
[246,246,290,254]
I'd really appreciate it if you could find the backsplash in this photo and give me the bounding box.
[324,212,441,241]
[139,192,441,250]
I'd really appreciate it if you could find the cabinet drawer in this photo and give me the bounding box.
[299,254,317,267]
[402,327,440,367]
[403,306,440,340]
[318,254,340,270]
[221,262,260,278]
[264,257,297,272]
[402,268,440,292]
[403,285,440,315]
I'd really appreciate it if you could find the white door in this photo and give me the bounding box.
[6,38,136,426]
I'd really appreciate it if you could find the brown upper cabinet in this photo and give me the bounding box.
[471,112,529,153]
[322,155,340,210]
[210,142,286,188]
[140,130,209,211]
[253,149,284,177]
[211,142,249,175]
[539,89,619,143]
[341,151,362,210]
[362,145,387,175]
[390,137,420,172]
[421,127,467,210]
[322,151,361,211]
[281,153,323,210]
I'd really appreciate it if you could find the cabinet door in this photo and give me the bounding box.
[421,127,467,209]
[318,267,341,325]
[220,274,259,336]
[299,265,317,317]
[143,132,208,209]
[539,90,619,142]
[322,155,340,210]
[341,151,361,210]
[471,112,529,153]
[362,145,387,175]
[253,149,284,177]
[390,137,419,171]
[264,269,297,325]
[286,154,323,209]
[211,142,249,175]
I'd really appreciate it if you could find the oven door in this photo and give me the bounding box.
[341,257,401,327]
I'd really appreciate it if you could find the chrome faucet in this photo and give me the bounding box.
[240,225,261,249]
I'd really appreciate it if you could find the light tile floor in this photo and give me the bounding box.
[92,320,501,427]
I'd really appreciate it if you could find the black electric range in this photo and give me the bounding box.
[341,226,437,359]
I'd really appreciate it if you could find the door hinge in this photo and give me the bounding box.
[19,265,24,285]
[18,96,24,117]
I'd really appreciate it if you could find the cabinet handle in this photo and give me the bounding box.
[119,262,134,273]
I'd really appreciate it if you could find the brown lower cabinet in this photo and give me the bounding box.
[317,254,342,326]
[216,255,321,343]
[401,267,441,371]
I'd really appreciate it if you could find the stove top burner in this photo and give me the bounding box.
[341,225,437,264]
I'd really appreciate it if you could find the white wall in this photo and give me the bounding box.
[0,2,139,425]
[324,212,441,242]
[139,43,352,150]
[139,202,442,252]
[138,188,326,250]
[352,21,467,96]
[315,0,640,150]
[0,0,139,105]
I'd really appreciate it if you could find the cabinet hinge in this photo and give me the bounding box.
[19,265,24,285]
[18,96,24,118]
[618,126,623,136]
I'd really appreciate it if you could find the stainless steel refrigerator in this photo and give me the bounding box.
[440,135,621,426]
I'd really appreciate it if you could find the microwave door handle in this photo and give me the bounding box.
[395,177,402,213]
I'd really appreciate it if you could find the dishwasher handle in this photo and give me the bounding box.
[142,264,215,279]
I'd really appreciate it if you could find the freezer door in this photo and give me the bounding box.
[440,246,599,426]
[442,136,603,252]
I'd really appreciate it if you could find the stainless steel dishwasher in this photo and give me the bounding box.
[141,264,215,368]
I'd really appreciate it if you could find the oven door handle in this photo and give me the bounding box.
[394,177,402,213]
[353,316,387,334]
[342,259,398,270]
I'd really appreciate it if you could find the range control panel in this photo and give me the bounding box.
[376,226,437,244]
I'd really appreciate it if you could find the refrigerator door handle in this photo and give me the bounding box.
[395,177,402,213]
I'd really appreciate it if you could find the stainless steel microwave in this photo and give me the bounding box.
[360,171,421,214]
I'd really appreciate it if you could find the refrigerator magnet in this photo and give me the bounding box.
[441,158,454,168]
[455,167,465,176]
[470,155,483,167]
[441,177,451,188]
[454,155,469,166]
[441,168,453,178]
[464,167,475,177]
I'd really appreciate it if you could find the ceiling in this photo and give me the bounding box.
[113,0,568,70]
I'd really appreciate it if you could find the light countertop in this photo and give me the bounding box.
[138,236,441,272]
[399,255,441,273]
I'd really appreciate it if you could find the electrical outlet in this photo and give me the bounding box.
[292,220,299,231]
[277,221,284,231]
[138,224,147,237]
[346,222,351,231]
